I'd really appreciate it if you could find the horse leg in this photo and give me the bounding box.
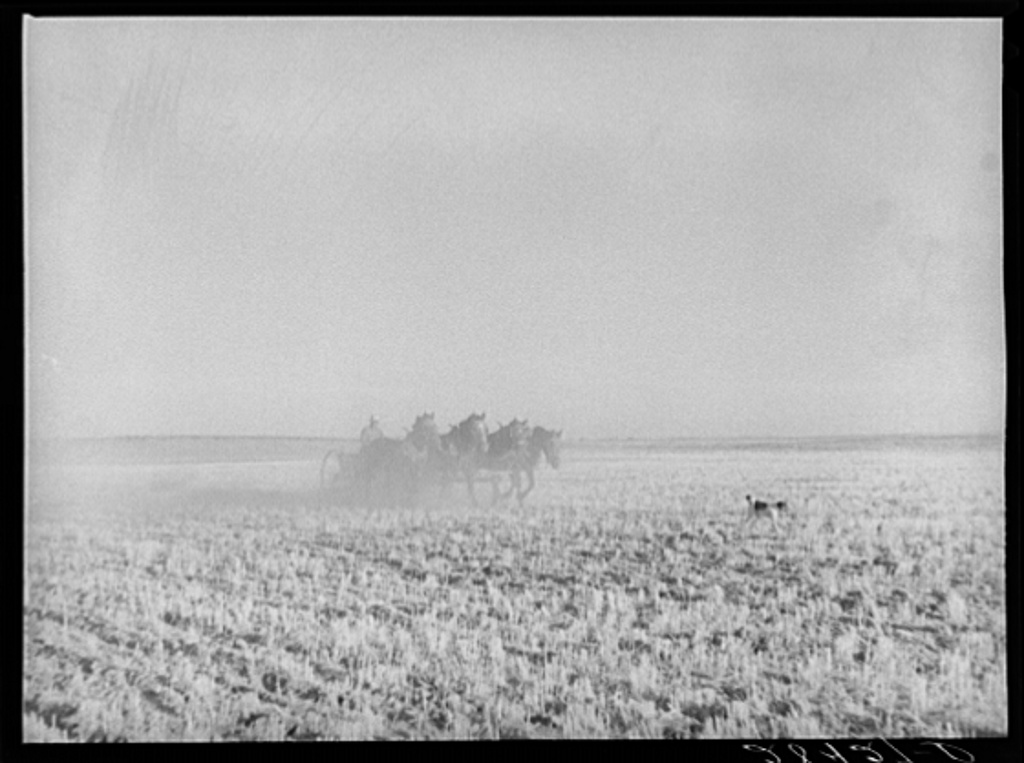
[392,459,410,508]
[517,469,535,505]
[402,469,415,508]
[500,471,517,499]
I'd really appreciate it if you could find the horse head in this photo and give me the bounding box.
[533,427,563,469]
[408,412,441,452]
[457,412,489,455]
[513,419,531,446]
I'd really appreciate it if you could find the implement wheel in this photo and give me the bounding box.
[318,449,353,507]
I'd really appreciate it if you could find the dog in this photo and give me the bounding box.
[744,495,788,532]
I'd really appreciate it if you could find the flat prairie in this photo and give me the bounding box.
[24,436,1006,740]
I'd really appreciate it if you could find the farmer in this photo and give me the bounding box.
[360,415,383,448]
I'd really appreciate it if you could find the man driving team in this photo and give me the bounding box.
[360,415,383,447]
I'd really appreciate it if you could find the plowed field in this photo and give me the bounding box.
[24,437,1006,740]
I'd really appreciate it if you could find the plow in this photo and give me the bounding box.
[317,443,429,508]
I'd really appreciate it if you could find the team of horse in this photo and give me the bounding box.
[320,412,563,508]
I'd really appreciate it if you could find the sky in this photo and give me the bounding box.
[26,18,1004,440]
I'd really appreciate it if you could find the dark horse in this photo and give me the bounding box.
[504,426,563,505]
[357,412,442,507]
[438,412,490,505]
[465,418,532,506]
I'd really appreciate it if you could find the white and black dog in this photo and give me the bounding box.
[744,495,788,531]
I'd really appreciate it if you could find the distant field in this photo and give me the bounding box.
[24,437,1006,740]
[29,436,357,466]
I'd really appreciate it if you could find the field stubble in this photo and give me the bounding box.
[24,438,1006,740]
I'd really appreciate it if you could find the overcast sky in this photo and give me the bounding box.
[27,18,1004,440]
